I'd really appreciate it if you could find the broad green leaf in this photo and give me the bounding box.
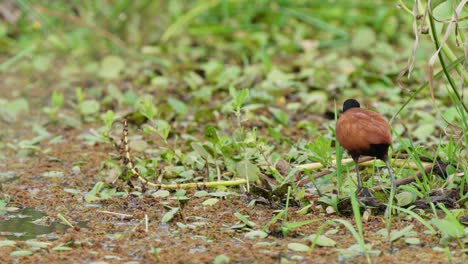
[204,126,219,144]
[79,100,100,116]
[129,139,148,152]
[101,110,115,129]
[136,99,157,120]
[209,191,230,197]
[213,254,230,264]
[152,190,170,198]
[389,225,414,242]
[26,241,51,248]
[202,198,219,206]
[51,90,64,108]
[0,98,29,122]
[268,107,289,126]
[0,240,16,247]
[405,237,420,245]
[395,191,416,207]
[168,98,188,116]
[191,142,211,159]
[235,89,249,109]
[287,243,310,252]
[52,245,73,251]
[99,55,125,79]
[154,120,171,141]
[10,250,33,257]
[431,219,464,238]
[351,27,376,51]
[194,190,209,197]
[413,124,435,140]
[244,230,267,240]
[235,160,259,182]
[306,234,337,247]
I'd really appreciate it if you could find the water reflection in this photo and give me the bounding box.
[0,208,83,240]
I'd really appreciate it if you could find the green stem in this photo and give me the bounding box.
[428,14,468,114]
[391,55,465,122]
[138,178,247,189]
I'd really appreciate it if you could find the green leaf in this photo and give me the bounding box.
[99,55,125,79]
[194,190,209,197]
[351,27,376,51]
[51,90,64,108]
[236,89,249,108]
[152,190,170,198]
[0,240,16,247]
[395,191,416,207]
[389,225,414,242]
[26,241,51,248]
[268,107,289,126]
[79,100,100,116]
[412,123,435,140]
[154,120,171,141]
[283,219,319,230]
[405,237,420,245]
[204,126,219,144]
[431,219,464,238]
[10,250,34,257]
[101,110,115,129]
[52,245,73,251]
[88,182,104,196]
[85,182,105,202]
[287,243,310,252]
[168,98,188,116]
[235,160,259,182]
[191,142,212,159]
[306,136,332,166]
[162,207,180,223]
[42,171,64,178]
[213,254,230,264]
[129,139,148,152]
[234,212,256,227]
[202,198,219,206]
[230,87,249,110]
[306,234,337,247]
[136,99,157,120]
[244,230,267,240]
[0,97,29,122]
[64,188,81,194]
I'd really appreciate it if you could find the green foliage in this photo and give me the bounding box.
[136,99,158,121]
[235,160,259,182]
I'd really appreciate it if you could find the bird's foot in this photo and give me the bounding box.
[356,187,385,209]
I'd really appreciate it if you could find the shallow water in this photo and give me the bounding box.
[0,208,84,240]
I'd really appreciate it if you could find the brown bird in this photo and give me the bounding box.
[336,99,396,197]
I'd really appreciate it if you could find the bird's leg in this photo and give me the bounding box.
[353,156,363,195]
[384,158,396,215]
[385,159,396,193]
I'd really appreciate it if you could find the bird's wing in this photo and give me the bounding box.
[351,111,391,145]
[336,109,391,152]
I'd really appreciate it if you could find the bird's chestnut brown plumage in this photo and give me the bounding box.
[336,99,396,197]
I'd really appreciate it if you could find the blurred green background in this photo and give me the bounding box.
[1,0,467,146]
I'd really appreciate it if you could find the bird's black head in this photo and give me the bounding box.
[342,99,360,112]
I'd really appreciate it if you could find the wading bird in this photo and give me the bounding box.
[336,99,396,209]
